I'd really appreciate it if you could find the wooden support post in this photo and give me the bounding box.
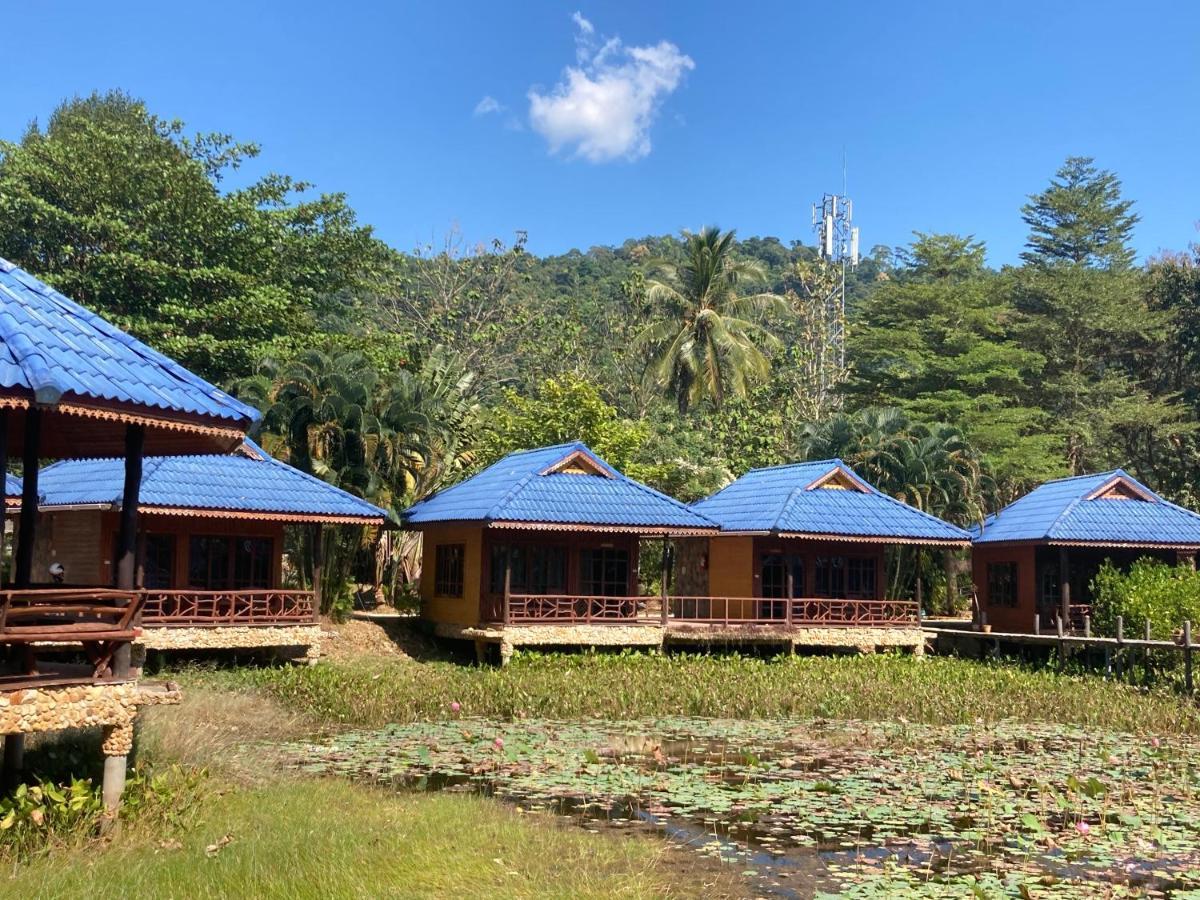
[1184,621,1194,695]
[1144,618,1153,687]
[113,425,144,679]
[1116,615,1125,679]
[786,563,795,626]
[312,522,325,615]
[502,546,511,625]
[1033,613,1040,636]
[2,734,24,791]
[0,409,7,582]
[1083,615,1091,638]
[14,407,40,588]
[1056,614,1065,667]
[660,537,669,626]
[1058,547,1071,632]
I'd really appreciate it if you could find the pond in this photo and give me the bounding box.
[280,717,1200,897]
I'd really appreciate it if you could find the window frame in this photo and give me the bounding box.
[434,544,466,598]
[987,561,1019,608]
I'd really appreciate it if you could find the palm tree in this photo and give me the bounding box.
[635,227,789,413]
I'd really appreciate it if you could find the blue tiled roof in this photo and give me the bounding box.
[692,459,970,542]
[0,258,258,426]
[402,442,716,530]
[973,469,1200,545]
[5,473,19,498]
[32,442,386,522]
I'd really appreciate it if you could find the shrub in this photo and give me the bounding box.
[1091,559,1200,639]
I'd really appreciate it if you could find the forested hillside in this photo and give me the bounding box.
[2,91,1198,594]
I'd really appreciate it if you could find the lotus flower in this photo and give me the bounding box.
[1076,821,1090,835]
[450,701,461,713]
[494,737,505,750]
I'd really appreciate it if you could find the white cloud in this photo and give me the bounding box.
[571,11,593,35]
[528,15,693,163]
[474,95,504,116]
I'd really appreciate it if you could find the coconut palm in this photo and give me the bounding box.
[635,227,790,413]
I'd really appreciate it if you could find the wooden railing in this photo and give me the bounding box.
[141,590,316,627]
[669,596,920,627]
[0,589,144,685]
[487,594,918,627]
[503,594,662,625]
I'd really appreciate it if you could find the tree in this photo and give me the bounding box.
[480,375,651,478]
[0,91,385,383]
[846,233,1056,491]
[1020,156,1139,269]
[635,227,789,413]
[377,228,533,386]
[239,345,481,610]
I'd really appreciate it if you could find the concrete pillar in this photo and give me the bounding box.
[2,734,24,791]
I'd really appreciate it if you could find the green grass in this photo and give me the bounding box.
[5,779,715,899]
[179,651,1200,734]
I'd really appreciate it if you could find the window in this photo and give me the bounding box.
[188,535,273,590]
[142,535,175,589]
[1040,566,1060,607]
[760,554,805,599]
[434,544,465,598]
[580,548,630,597]
[987,562,1018,607]
[846,557,876,599]
[761,554,788,599]
[488,545,566,595]
[189,536,231,589]
[233,538,272,589]
[815,556,846,598]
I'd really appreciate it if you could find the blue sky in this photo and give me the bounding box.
[1,1,1197,264]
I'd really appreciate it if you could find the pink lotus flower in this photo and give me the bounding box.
[1107,754,1120,766]
[1076,821,1090,835]
[494,737,505,750]
[450,701,461,713]
[1151,737,1161,749]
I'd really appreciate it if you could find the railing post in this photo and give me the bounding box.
[1033,612,1040,635]
[1056,614,1065,666]
[1184,620,1194,695]
[660,537,669,626]
[1083,614,1091,638]
[502,548,511,626]
[1059,547,1071,632]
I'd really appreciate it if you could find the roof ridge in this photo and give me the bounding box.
[770,460,844,531]
[482,442,588,519]
[744,458,842,475]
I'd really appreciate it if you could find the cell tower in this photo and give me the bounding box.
[811,193,860,370]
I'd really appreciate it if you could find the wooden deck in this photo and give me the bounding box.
[490,594,919,628]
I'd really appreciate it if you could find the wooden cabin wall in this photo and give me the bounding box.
[30,510,105,584]
[99,512,284,588]
[971,543,1037,632]
[419,524,483,627]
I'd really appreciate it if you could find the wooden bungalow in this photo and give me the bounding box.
[401,442,718,661]
[0,256,259,813]
[8,440,387,662]
[678,459,972,653]
[972,470,1200,634]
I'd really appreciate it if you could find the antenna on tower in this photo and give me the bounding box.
[812,173,861,397]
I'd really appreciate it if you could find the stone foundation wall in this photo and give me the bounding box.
[138,624,322,658]
[0,682,181,754]
[666,624,924,653]
[434,622,664,648]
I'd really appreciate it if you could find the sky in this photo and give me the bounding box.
[1,1,1197,265]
